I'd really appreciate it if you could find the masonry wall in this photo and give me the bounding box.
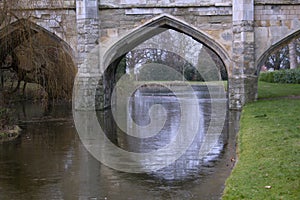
[255,0,300,4]
[99,3,233,60]
[49,0,300,110]
[101,0,232,7]
[254,3,300,66]
[0,0,77,53]
[2,0,299,110]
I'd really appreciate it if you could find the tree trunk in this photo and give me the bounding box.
[289,39,297,69]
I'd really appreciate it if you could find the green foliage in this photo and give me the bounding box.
[273,69,300,84]
[259,69,300,84]
[259,71,275,83]
[183,65,204,81]
[0,106,12,129]
[138,63,182,81]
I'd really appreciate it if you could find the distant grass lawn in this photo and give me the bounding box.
[222,82,300,199]
[258,81,300,99]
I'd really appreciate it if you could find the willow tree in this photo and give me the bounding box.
[0,0,76,101]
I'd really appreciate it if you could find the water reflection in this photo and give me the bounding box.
[97,84,227,180]
[0,85,239,200]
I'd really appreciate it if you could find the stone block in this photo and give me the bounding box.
[125,8,164,15]
[48,20,60,28]
[107,28,119,37]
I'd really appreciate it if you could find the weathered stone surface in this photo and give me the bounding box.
[255,0,300,4]
[1,0,299,110]
[101,0,232,7]
[254,3,300,64]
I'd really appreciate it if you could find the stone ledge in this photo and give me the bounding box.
[255,1,300,5]
[10,7,76,11]
[122,7,232,15]
[99,3,232,10]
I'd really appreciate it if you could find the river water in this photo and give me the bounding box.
[0,85,239,200]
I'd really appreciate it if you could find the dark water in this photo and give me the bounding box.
[0,85,240,200]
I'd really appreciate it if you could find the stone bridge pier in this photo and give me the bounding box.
[73,0,300,111]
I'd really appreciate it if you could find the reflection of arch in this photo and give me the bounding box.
[0,19,75,62]
[256,29,300,74]
[0,19,76,99]
[103,14,230,73]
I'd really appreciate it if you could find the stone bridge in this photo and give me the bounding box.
[1,0,300,110]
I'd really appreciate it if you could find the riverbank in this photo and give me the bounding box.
[0,82,46,142]
[222,82,300,199]
[0,125,22,143]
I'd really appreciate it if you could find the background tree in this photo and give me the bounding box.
[265,45,289,70]
[124,29,226,81]
[289,39,297,69]
[264,37,300,70]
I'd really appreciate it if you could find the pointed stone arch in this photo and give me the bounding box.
[0,19,75,61]
[256,29,300,74]
[0,19,76,99]
[96,14,230,109]
[103,14,230,74]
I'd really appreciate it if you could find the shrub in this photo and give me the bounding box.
[259,71,275,83]
[259,69,300,84]
[0,107,11,129]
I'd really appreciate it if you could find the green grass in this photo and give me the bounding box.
[223,83,300,199]
[258,81,300,99]
[134,80,226,85]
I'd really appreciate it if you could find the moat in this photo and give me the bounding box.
[0,85,239,200]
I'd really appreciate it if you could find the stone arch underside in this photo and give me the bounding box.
[256,29,300,74]
[0,19,76,99]
[99,14,230,109]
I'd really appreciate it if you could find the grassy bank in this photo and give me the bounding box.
[223,82,300,199]
[258,81,300,99]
